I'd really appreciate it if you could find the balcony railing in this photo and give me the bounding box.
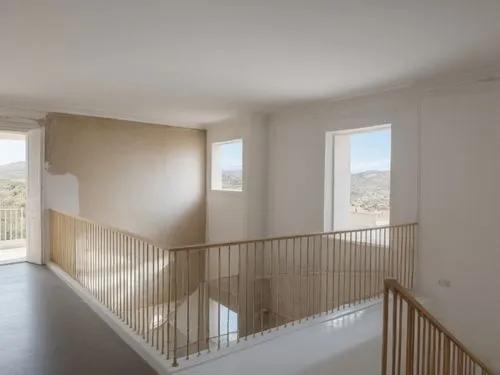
[381,279,495,375]
[169,223,417,366]
[49,210,417,368]
[0,207,26,241]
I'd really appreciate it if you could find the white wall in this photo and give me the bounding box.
[206,114,268,242]
[267,89,419,237]
[418,81,500,370]
[332,134,351,231]
[263,79,500,370]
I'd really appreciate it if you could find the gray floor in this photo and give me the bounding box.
[0,263,157,375]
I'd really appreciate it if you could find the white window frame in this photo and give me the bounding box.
[325,124,391,232]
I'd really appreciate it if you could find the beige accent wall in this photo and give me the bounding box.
[45,114,206,248]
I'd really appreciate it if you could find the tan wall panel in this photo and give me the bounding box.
[45,114,206,248]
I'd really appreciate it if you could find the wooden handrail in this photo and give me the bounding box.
[48,209,165,249]
[169,222,417,252]
[50,210,418,368]
[383,278,495,374]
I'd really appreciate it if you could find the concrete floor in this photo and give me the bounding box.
[0,263,157,375]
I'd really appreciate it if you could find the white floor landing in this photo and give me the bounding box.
[176,302,384,375]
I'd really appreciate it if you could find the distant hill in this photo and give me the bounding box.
[222,169,242,190]
[351,170,390,211]
[0,161,26,181]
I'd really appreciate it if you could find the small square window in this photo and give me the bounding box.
[211,139,243,191]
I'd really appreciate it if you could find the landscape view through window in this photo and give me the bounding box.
[219,140,243,191]
[350,128,391,227]
[0,136,27,263]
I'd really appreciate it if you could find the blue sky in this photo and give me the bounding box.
[217,130,390,173]
[0,139,26,166]
[220,140,243,170]
[350,128,391,173]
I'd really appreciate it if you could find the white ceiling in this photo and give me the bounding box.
[1,0,500,127]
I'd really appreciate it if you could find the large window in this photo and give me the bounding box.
[326,125,391,231]
[211,139,243,191]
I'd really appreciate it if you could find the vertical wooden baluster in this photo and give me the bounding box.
[452,343,456,375]
[237,245,241,341]
[186,250,191,358]
[143,242,147,340]
[114,232,117,314]
[406,305,415,375]
[245,244,249,339]
[353,231,357,306]
[121,234,125,323]
[116,232,120,319]
[325,233,330,314]
[166,251,172,359]
[407,225,411,289]
[291,238,296,324]
[398,226,402,287]
[458,349,464,375]
[228,245,232,344]
[369,228,373,299]
[401,226,405,288]
[342,232,347,309]
[331,233,336,313]
[127,236,130,329]
[97,227,100,304]
[197,249,202,354]
[375,229,379,298]
[312,236,316,317]
[218,246,222,348]
[276,240,281,329]
[260,241,264,333]
[409,225,413,289]
[363,230,367,302]
[119,234,123,322]
[392,290,398,375]
[300,237,304,321]
[348,231,352,307]
[129,237,132,329]
[381,282,389,375]
[138,241,142,336]
[384,228,388,296]
[161,250,165,356]
[381,228,385,297]
[305,236,310,319]
[432,325,437,375]
[106,227,109,306]
[397,295,403,375]
[131,238,135,332]
[156,247,160,351]
[136,239,140,335]
[252,243,256,337]
[416,311,421,375]
[438,331,443,375]
[394,226,399,284]
[443,337,451,375]
[172,250,178,367]
[270,240,275,332]
[109,229,113,312]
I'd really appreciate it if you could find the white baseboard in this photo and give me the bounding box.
[47,262,172,375]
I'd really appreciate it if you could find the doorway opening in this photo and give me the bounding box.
[0,132,27,264]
